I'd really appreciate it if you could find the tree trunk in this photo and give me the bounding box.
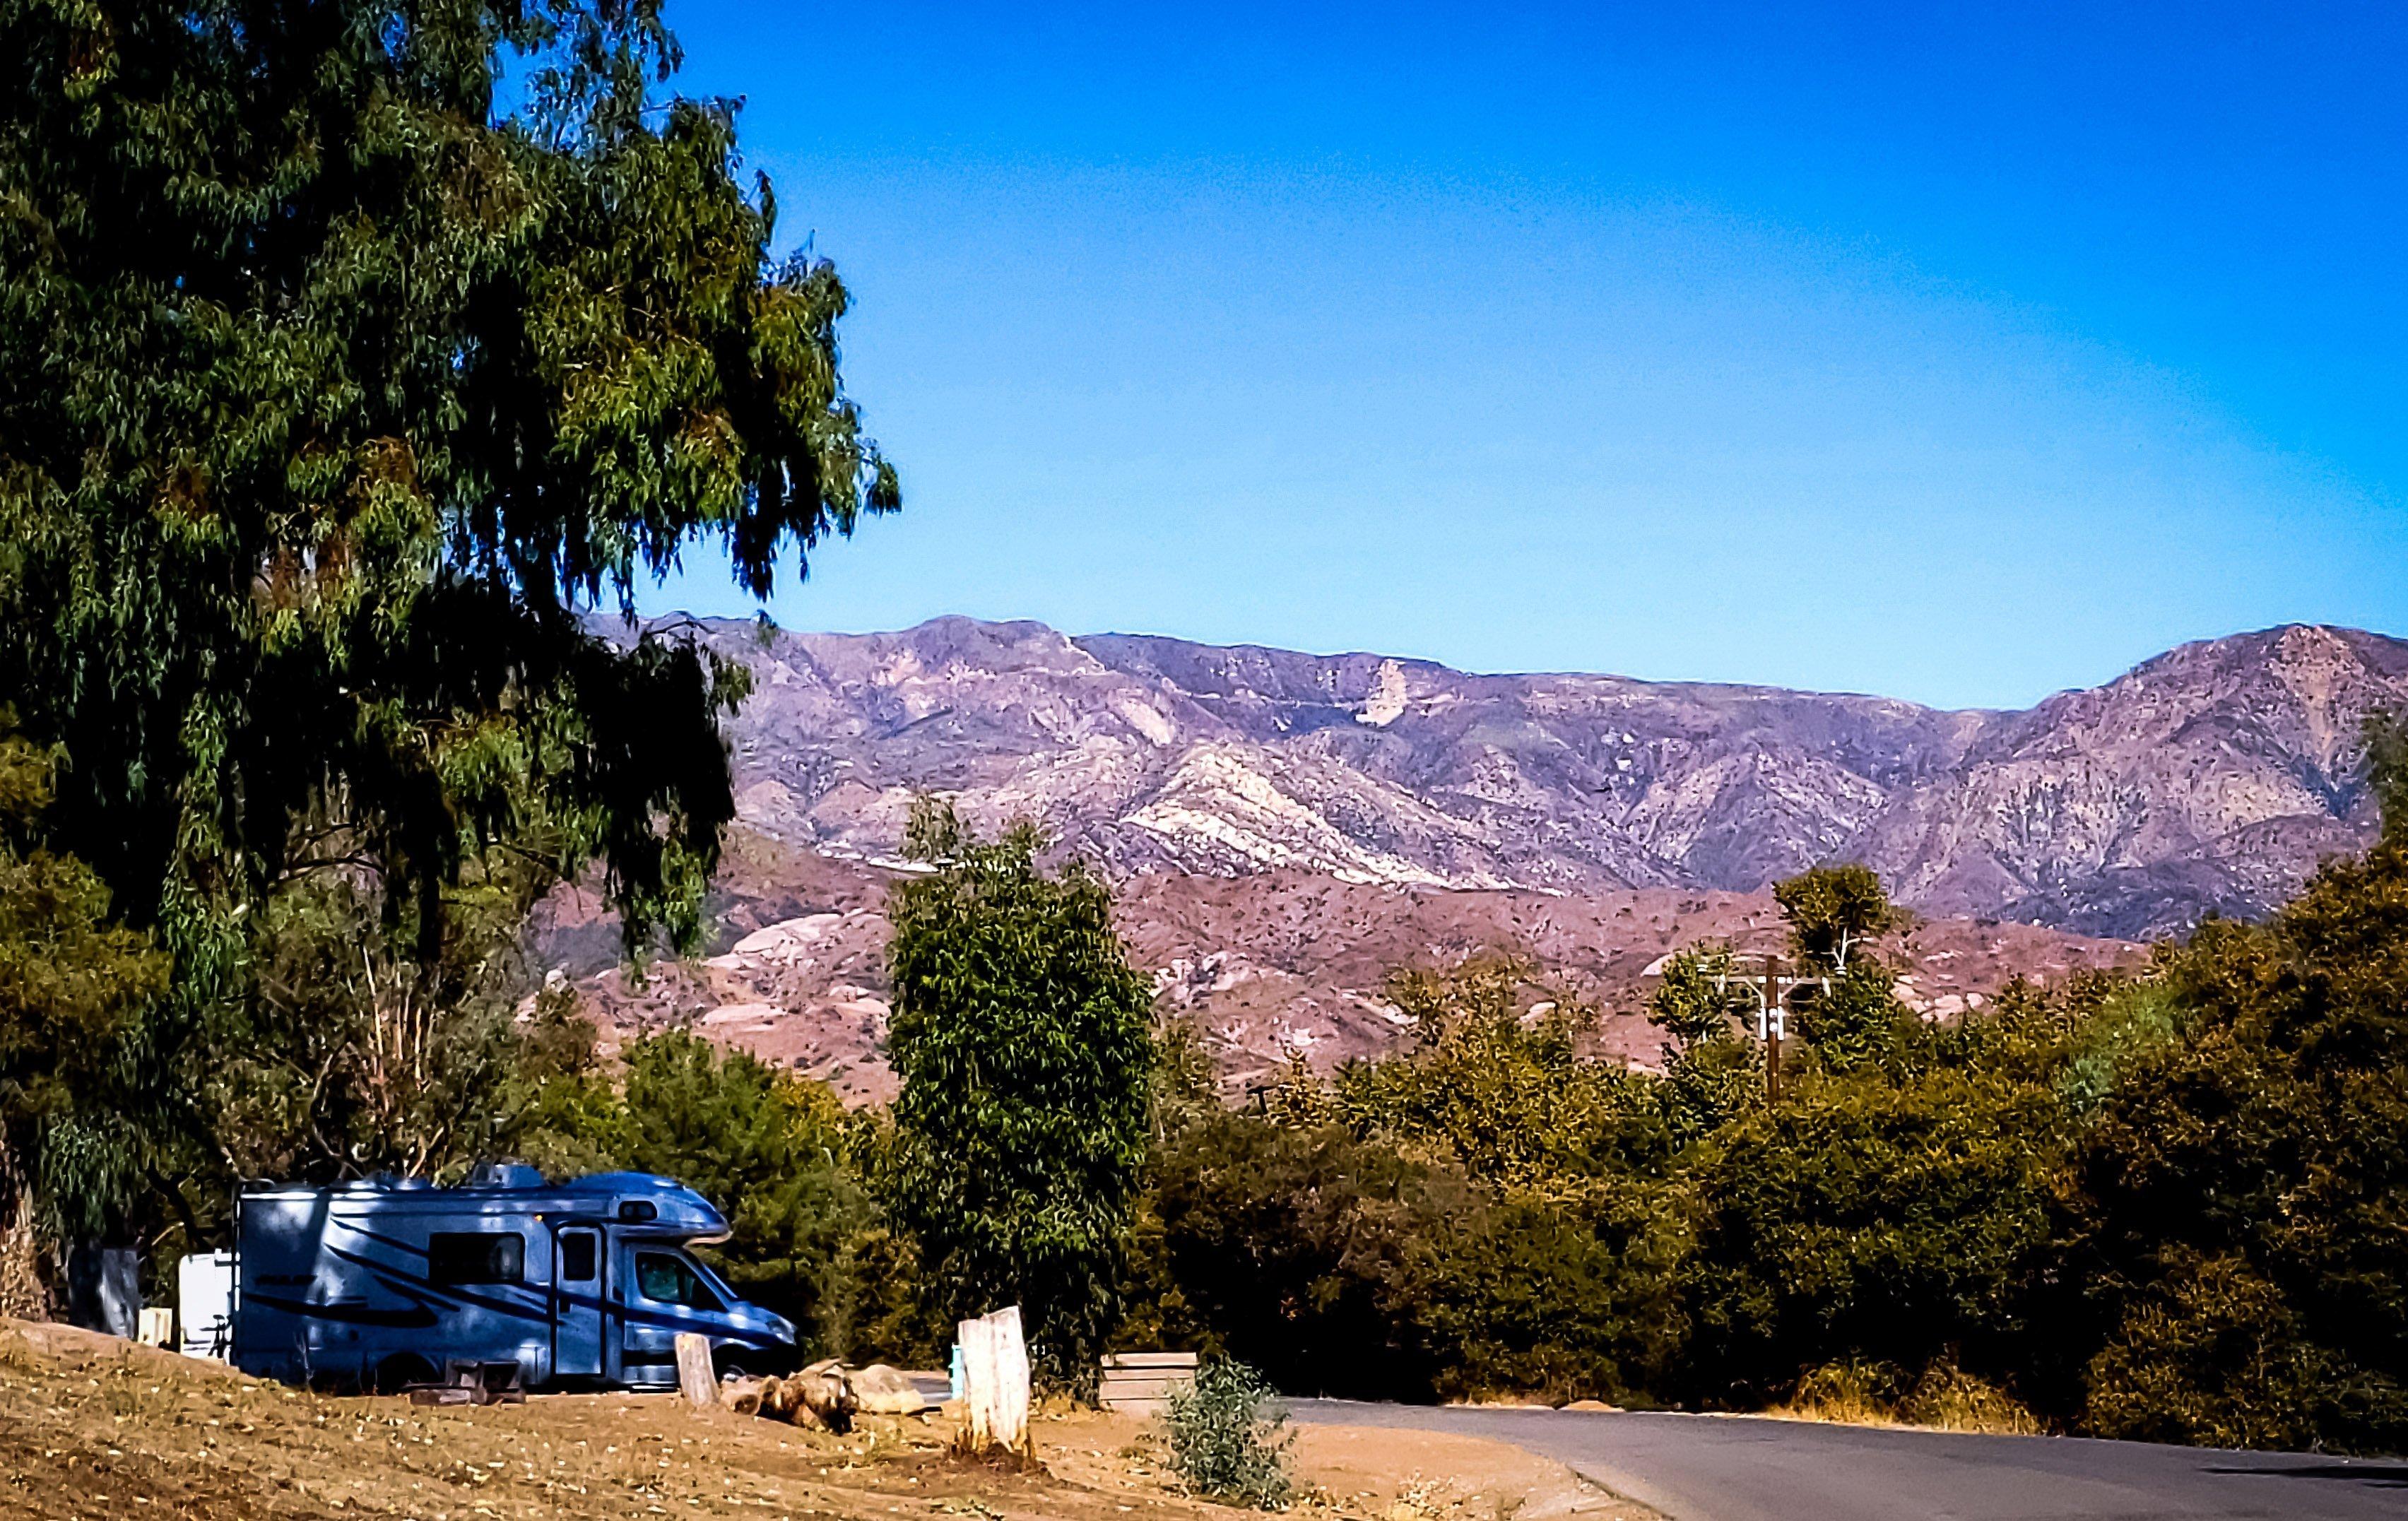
[0,1181,49,1321]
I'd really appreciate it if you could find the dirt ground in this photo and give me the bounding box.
[0,1321,1657,1521]
[1051,1411,1656,1521]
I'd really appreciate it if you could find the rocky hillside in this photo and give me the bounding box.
[541,831,2144,1102]
[685,616,2406,940]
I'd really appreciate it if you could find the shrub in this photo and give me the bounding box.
[1776,1360,2041,1435]
[2055,830,2408,1454]
[1163,1359,1294,1509]
[1678,1057,2067,1408]
[1135,1111,1452,1399]
[1776,1361,1903,1426]
[1899,1363,2044,1435]
[2080,1253,2344,1452]
[1413,1191,1680,1407]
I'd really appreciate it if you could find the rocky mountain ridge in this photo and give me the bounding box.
[691,616,2407,939]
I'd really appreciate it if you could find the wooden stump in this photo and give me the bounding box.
[957,1306,1030,1455]
[675,1332,718,1409]
[136,1306,176,1349]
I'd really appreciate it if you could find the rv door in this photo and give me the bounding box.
[552,1226,605,1380]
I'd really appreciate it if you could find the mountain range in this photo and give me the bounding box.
[697,616,2404,940]
[534,617,2400,1096]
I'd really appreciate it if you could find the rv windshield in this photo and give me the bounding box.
[634,1250,724,1313]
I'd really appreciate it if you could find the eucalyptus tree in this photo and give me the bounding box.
[0,0,895,1222]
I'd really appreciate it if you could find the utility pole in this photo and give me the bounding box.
[1762,959,1783,1103]
[1718,951,1795,1102]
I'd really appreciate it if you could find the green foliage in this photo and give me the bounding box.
[514,1026,870,1354]
[1642,944,1768,1146]
[1321,961,1689,1401]
[1146,1014,1225,1146]
[2079,1251,2350,1450]
[2366,711,2408,844]
[509,989,632,1180]
[1329,959,1659,1196]
[823,1215,954,1370]
[1126,848,2408,1455]
[1162,1359,1295,1510]
[1411,1190,1679,1405]
[883,800,1157,1389]
[2055,838,2408,1454]
[1678,1050,2069,1407]
[1138,931,2374,1443]
[1656,1028,1764,1149]
[3,0,894,949]
[617,1032,865,1341]
[1134,1111,1451,1398]
[1773,865,1903,973]
[209,866,548,1183]
[2052,977,2181,1115]
[1646,944,1759,1054]
[1790,961,1911,1072]
[1139,960,1692,1406]
[1,0,894,1244]
[0,731,169,1238]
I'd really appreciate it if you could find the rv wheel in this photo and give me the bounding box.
[374,1354,437,1396]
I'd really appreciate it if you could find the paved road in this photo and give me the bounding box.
[1290,1399,2408,1521]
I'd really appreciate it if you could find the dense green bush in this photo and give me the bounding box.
[2055,824,2408,1454]
[1133,1109,1449,1398]
[619,1034,867,1342]
[1678,1052,2067,1407]
[1411,1190,1680,1405]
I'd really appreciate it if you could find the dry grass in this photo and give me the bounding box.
[1896,1366,2046,1436]
[0,1319,1246,1521]
[0,1318,1676,1521]
[1770,1361,2043,1437]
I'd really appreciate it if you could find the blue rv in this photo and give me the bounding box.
[231,1166,798,1392]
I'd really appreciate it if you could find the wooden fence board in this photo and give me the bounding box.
[1098,1351,1197,1414]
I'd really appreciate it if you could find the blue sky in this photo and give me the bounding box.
[643,1,2406,710]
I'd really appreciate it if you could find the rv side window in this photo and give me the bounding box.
[428,1231,524,1285]
[560,1233,598,1282]
[634,1252,724,1312]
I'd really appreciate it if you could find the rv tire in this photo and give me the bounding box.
[374,1353,438,1396]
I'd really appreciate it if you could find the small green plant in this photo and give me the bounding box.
[1162,1359,1294,1509]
